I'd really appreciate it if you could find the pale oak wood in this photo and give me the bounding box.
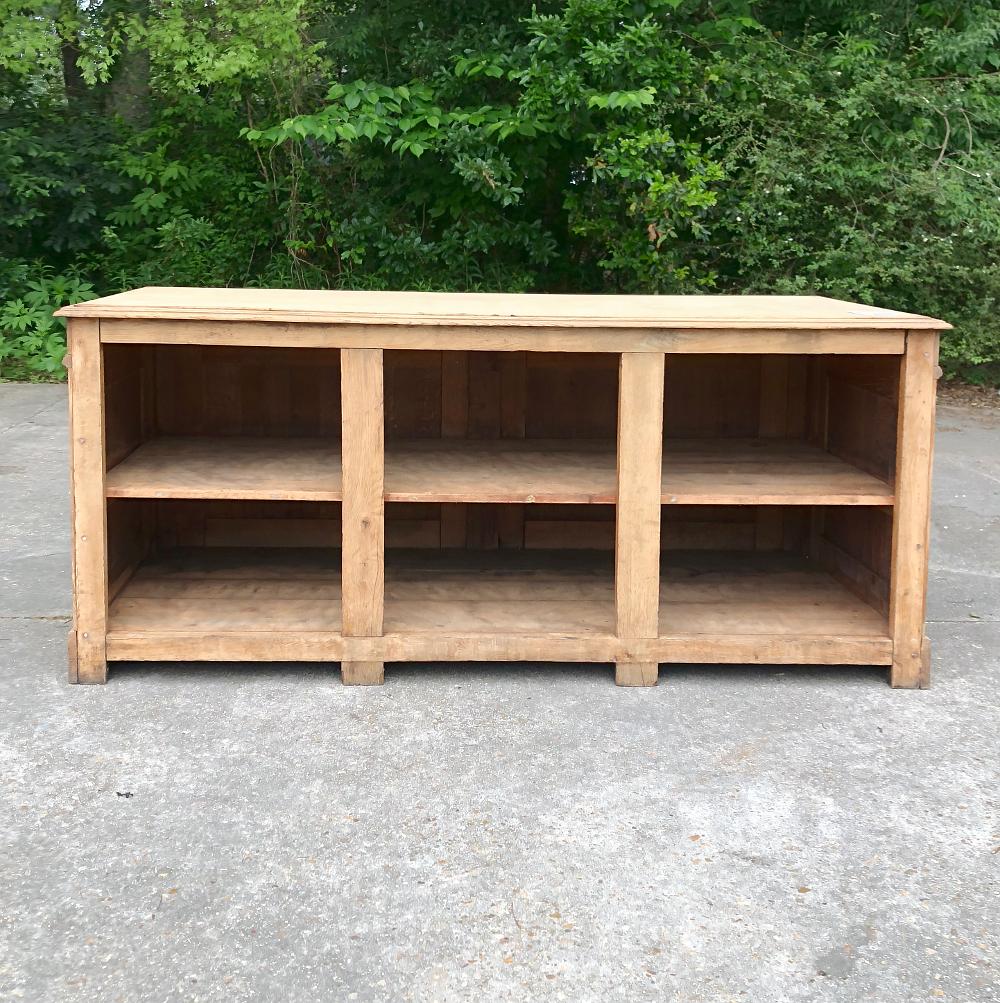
[341,661,385,685]
[615,663,659,686]
[615,352,665,686]
[889,331,938,687]
[67,319,109,683]
[340,348,385,685]
[104,548,890,666]
[106,437,342,500]
[67,288,942,688]
[96,319,907,355]
[106,631,891,666]
[756,357,789,549]
[104,436,891,505]
[58,287,949,329]
[439,351,469,546]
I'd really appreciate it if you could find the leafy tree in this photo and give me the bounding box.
[1,0,998,380]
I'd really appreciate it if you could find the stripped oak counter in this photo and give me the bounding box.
[56,288,949,687]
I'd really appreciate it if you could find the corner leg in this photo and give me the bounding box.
[615,662,659,687]
[920,635,932,688]
[69,628,108,684]
[67,629,78,684]
[342,661,385,686]
[891,635,931,689]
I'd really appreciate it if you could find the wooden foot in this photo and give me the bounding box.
[67,629,78,683]
[615,662,659,687]
[890,635,931,689]
[69,630,108,684]
[342,660,385,685]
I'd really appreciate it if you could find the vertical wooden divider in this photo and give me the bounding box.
[615,352,665,686]
[67,319,109,683]
[757,356,789,550]
[440,350,469,547]
[498,352,527,549]
[340,348,386,685]
[889,331,938,688]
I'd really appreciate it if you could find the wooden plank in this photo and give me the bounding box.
[104,547,891,666]
[660,439,893,506]
[67,319,109,683]
[60,288,950,329]
[659,551,889,638]
[756,356,789,549]
[107,437,343,501]
[384,549,614,635]
[386,440,617,504]
[648,636,892,666]
[498,351,527,548]
[97,319,908,355]
[340,349,384,636]
[464,352,502,549]
[106,630,891,666]
[615,352,665,685]
[889,331,938,687]
[107,632,346,662]
[440,351,469,546]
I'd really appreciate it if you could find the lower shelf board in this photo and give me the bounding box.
[106,547,891,665]
[109,547,343,633]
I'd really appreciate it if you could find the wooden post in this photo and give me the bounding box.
[440,350,469,547]
[67,319,109,683]
[615,352,665,686]
[756,355,788,550]
[889,331,938,688]
[340,348,386,685]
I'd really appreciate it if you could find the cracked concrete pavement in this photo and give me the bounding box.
[0,382,997,1002]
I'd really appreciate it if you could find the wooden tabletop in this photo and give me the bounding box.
[56,287,950,329]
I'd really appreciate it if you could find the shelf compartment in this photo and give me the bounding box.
[383,549,615,635]
[106,437,342,501]
[661,439,893,506]
[108,546,342,636]
[385,439,616,504]
[656,551,890,664]
[380,437,891,507]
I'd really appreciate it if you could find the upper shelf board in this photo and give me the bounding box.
[56,288,950,330]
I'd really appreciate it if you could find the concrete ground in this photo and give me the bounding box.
[0,382,997,1003]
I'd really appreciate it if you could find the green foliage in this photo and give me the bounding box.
[701,6,1000,376]
[0,263,95,378]
[1,0,999,379]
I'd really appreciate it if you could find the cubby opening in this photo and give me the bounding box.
[106,499,343,636]
[661,355,898,505]
[383,350,619,504]
[103,344,343,501]
[658,505,891,640]
[383,502,616,636]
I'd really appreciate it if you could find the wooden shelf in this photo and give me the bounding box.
[109,547,342,634]
[659,551,887,637]
[385,438,890,505]
[105,436,891,506]
[383,549,615,634]
[382,548,887,640]
[385,440,617,504]
[661,439,893,505]
[106,437,342,501]
[105,546,889,665]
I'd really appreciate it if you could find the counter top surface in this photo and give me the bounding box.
[56,287,950,329]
